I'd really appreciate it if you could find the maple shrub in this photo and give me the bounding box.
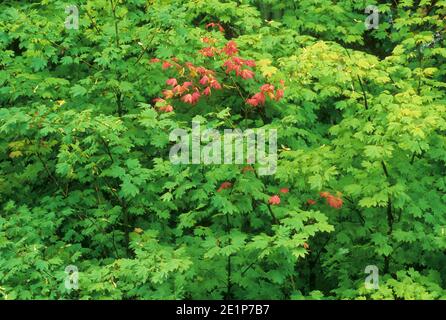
[0,0,446,300]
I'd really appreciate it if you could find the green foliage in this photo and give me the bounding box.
[0,0,445,300]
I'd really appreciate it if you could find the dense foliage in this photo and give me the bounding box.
[0,0,445,300]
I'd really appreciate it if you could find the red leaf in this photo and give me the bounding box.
[269,195,281,205]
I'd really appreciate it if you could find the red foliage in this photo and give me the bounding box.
[269,195,281,205]
[151,23,284,113]
[320,191,343,209]
[222,41,238,56]
[162,89,174,99]
[162,61,172,69]
[206,22,225,33]
[200,75,209,85]
[246,82,285,108]
[159,105,174,113]
[202,87,211,96]
[200,47,216,57]
[275,89,284,101]
[327,195,343,209]
[217,181,233,192]
[242,166,254,173]
[240,69,254,79]
[307,199,317,206]
[181,94,194,104]
[166,78,178,87]
[210,79,222,89]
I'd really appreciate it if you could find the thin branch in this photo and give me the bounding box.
[85,10,101,34]
[109,0,120,48]
[98,135,114,163]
